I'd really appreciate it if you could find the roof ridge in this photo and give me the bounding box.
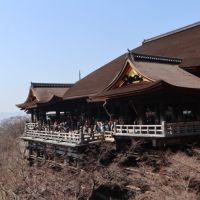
[143,21,200,44]
[129,52,182,64]
[31,82,74,88]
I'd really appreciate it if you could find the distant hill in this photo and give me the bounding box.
[0,112,26,122]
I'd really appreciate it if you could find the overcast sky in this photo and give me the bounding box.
[0,0,200,113]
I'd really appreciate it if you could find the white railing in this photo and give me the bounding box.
[114,122,165,138]
[26,123,38,130]
[114,121,200,138]
[23,123,104,144]
[26,129,81,143]
[104,131,115,142]
[165,121,200,137]
[23,121,200,142]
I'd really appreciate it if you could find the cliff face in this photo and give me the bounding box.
[1,119,200,200]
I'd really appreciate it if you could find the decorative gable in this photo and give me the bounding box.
[111,61,151,89]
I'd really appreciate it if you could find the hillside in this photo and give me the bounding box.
[0,112,26,122]
[1,119,200,200]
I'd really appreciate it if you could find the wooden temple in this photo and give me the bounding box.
[17,22,200,163]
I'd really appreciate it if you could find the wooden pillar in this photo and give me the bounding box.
[31,110,34,122]
[28,142,34,167]
[42,111,47,123]
[43,144,47,161]
[36,109,40,121]
[54,146,57,163]
[195,104,200,121]
[36,145,40,158]
[137,105,145,125]
[28,142,33,158]
[32,109,36,122]
[64,148,68,165]
[56,111,60,121]
[171,106,176,122]
[35,144,40,166]
[177,105,183,122]
[155,104,160,124]
[159,103,165,123]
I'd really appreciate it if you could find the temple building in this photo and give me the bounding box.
[17,22,200,162]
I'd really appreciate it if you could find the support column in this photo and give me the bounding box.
[28,142,34,167]
[177,105,183,122]
[36,109,40,121]
[31,110,34,122]
[159,103,165,123]
[42,111,47,123]
[43,144,47,161]
[155,104,160,124]
[32,109,36,122]
[56,111,60,121]
[36,147,40,158]
[64,148,68,165]
[195,104,200,121]
[137,105,145,125]
[54,146,57,163]
[28,142,33,158]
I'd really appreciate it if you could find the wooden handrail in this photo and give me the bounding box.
[114,123,165,137]
[24,123,105,144]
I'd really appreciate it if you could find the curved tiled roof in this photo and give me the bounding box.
[133,22,200,68]
[131,59,200,89]
[63,22,200,100]
[17,82,73,109]
[92,53,200,100]
[17,22,200,109]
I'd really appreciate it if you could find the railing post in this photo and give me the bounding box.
[161,121,166,137]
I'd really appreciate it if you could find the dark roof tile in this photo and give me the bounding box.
[63,54,127,99]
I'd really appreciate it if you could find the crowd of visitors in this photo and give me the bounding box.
[30,114,117,134]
